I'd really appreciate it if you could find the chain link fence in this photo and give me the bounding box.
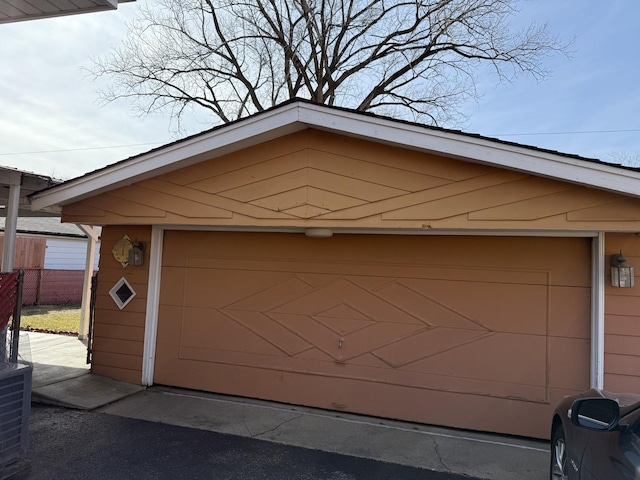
[21,269,85,306]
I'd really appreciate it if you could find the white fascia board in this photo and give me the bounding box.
[296,103,640,198]
[29,102,640,213]
[29,104,305,212]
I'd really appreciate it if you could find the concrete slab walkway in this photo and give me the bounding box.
[21,331,143,409]
[18,331,89,388]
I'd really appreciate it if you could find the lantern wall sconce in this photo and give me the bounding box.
[128,241,146,266]
[611,251,634,288]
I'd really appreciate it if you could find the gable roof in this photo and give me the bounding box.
[28,99,640,214]
[0,216,86,238]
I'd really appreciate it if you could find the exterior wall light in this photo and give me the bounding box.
[128,241,146,266]
[611,251,634,288]
[304,228,333,239]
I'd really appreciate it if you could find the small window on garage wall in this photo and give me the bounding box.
[109,277,136,310]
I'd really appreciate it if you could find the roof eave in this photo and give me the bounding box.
[29,101,640,212]
[0,0,134,25]
[29,103,305,211]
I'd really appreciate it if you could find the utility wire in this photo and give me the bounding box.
[0,142,165,156]
[0,128,639,156]
[492,128,640,137]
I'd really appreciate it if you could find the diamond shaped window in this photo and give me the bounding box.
[109,277,136,310]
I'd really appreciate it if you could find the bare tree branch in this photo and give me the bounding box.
[90,0,570,129]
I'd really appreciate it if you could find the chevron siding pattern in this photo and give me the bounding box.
[62,129,640,231]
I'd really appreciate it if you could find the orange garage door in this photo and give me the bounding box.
[154,231,591,438]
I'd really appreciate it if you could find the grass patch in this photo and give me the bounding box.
[20,305,81,334]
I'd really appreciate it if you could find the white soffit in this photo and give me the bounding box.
[0,0,127,24]
[29,101,640,212]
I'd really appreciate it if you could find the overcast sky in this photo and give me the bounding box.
[1,0,639,180]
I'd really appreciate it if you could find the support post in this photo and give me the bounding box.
[78,225,98,341]
[591,232,605,390]
[141,227,164,386]
[1,172,21,362]
[10,270,24,363]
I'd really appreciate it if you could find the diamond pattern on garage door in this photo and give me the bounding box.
[177,259,549,403]
[221,276,493,366]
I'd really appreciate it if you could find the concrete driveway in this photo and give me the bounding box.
[11,404,481,480]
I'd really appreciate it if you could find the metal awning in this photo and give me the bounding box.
[0,166,60,218]
[0,0,134,24]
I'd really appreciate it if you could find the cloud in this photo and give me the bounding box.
[0,4,177,178]
[0,0,639,179]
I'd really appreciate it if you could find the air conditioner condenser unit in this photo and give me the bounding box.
[0,362,32,471]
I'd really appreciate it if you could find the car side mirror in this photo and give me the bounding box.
[570,398,620,431]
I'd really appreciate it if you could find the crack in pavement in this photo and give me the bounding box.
[251,413,306,438]
[242,418,253,437]
[431,436,452,473]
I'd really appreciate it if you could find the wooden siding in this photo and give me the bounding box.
[604,233,640,394]
[90,225,151,384]
[62,129,640,232]
[0,235,45,269]
[44,238,100,271]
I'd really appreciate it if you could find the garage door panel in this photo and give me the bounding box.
[548,286,591,338]
[154,343,182,385]
[294,347,336,362]
[315,307,374,333]
[331,322,429,361]
[401,279,548,334]
[345,352,392,368]
[224,275,316,311]
[293,310,373,334]
[372,328,493,368]
[408,333,548,390]
[175,333,548,403]
[224,310,312,356]
[373,282,487,330]
[156,232,590,438]
[158,267,185,306]
[268,312,339,358]
[156,305,183,345]
[180,307,285,356]
[271,312,427,361]
[549,336,591,390]
[188,253,550,286]
[160,349,548,407]
[184,268,298,309]
[272,278,427,326]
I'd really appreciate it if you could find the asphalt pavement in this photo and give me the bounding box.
[9,404,480,480]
